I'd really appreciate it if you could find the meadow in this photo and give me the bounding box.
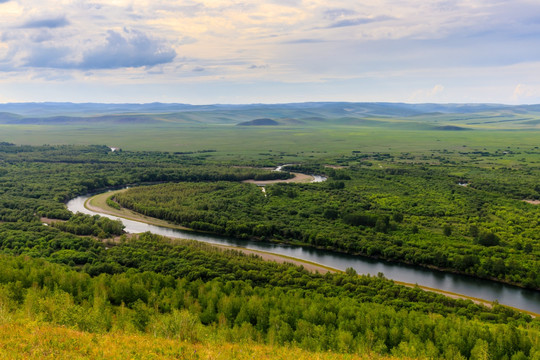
[1,123,539,163]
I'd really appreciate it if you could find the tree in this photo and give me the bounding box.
[443,224,452,236]
[470,339,490,360]
[477,232,500,247]
[345,267,357,277]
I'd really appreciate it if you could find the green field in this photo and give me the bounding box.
[1,103,539,162]
[1,123,539,163]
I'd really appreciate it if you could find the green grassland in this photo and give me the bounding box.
[1,122,539,162]
[1,102,539,162]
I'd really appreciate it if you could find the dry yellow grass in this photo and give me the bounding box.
[0,321,403,360]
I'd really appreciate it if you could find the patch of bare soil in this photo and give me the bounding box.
[324,164,347,169]
[242,172,313,185]
[40,217,65,225]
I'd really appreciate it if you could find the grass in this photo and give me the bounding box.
[0,320,399,360]
[1,123,539,164]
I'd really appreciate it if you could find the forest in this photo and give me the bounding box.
[114,153,540,289]
[0,233,538,359]
[0,142,538,359]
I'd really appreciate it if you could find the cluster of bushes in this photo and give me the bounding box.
[51,213,124,238]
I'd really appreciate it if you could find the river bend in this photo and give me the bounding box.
[67,193,540,314]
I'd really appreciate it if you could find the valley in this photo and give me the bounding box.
[0,102,538,359]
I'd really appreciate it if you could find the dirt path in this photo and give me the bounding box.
[40,217,64,225]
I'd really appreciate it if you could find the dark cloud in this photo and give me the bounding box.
[31,31,54,43]
[79,30,176,69]
[323,8,357,20]
[248,64,269,69]
[283,39,324,44]
[21,16,70,29]
[327,16,393,29]
[0,31,19,42]
[23,29,176,70]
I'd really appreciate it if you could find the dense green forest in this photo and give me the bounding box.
[0,142,288,221]
[114,158,540,289]
[0,233,538,359]
[0,143,538,359]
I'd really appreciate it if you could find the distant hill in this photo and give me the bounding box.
[0,101,539,129]
[0,113,200,125]
[237,118,279,126]
[433,125,472,131]
[0,101,524,117]
[0,112,22,122]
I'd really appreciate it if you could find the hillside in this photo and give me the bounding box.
[0,321,394,360]
[0,102,539,129]
[237,118,280,126]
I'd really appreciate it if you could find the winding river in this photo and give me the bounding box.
[66,192,540,315]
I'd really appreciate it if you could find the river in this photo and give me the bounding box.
[66,193,540,314]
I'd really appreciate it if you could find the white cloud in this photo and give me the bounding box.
[512,84,540,101]
[432,84,444,95]
[408,84,446,102]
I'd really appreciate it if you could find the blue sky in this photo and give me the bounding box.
[1,0,540,104]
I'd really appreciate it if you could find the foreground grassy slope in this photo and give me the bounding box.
[0,320,395,360]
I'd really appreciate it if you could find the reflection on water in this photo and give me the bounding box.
[67,194,540,314]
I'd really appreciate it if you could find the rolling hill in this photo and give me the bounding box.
[0,102,538,129]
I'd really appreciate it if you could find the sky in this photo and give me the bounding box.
[1,0,540,104]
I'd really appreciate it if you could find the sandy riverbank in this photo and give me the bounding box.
[85,189,191,230]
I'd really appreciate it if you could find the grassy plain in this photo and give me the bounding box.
[1,123,539,164]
